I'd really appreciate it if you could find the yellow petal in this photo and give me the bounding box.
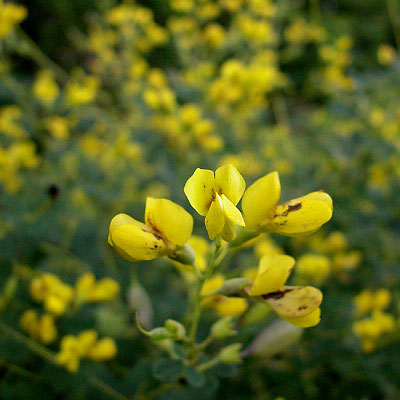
[280,307,321,328]
[242,171,281,226]
[108,213,147,245]
[145,197,193,246]
[222,194,245,227]
[285,191,333,209]
[205,195,225,240]
[215,164,246,206]
[214,297,248,317]
[184,168,215,216]
[111,224,167,261]
[270,198,332,236]
[265,286,323,318]
[250,254,295,296]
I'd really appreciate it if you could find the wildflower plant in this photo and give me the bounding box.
[108,165,333,380]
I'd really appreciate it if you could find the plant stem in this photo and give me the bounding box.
[197,357,220,372]
[188,240,228,343]
[386,0,400,51]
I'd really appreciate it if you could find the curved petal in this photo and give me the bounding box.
[110,224,167,261]
[205,195,225,240]
[215,297,248,317]
[250,254,295,296]
[270,198,333,236]
[108,213,147,245]
[280,307,321,328]
[265,286,323,318]
[222,194,245,226]
[242,171,281,226]
[215,164,246,205]
[145,197,193,246]
[184,168,215,216]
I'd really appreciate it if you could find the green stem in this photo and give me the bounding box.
[386,0,400,51]
[0,322,57,364]
[90,376,129,400]
[197,357,220,372]
[17,28,69,83]
[188,240,228,343]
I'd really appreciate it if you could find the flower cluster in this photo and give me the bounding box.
[57,330,117,373]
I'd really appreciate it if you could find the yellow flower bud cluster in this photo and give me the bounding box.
[377,44,396,66]
[151,102,224,153]
[106,4,168,53]
[20,310,57,344]
[285,18,327,45]
[66,75,100,106]
[32,70,60,107]
[352,289,395,353]
[0,0,27,40]
[57,330,117,373]
[295,254,331,285]
[317,35,354,92]
[0,143,40,193]
[30,272,120,316]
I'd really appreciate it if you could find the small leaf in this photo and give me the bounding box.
[184,366,205,387]
[152,359,184,383]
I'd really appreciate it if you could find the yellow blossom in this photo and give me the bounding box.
[108,197,193,261]
[184,165,246,241]
[242,171,332,236]
[248,254,322,327]
[32,70,59,106]
[20,310,57,344]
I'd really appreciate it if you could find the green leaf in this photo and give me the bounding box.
[183,366,205,387]
[152,359,184,383]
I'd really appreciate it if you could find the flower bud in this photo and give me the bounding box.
[147,327,171,341]
[168,243,196,266]
[213,278,252,297]
[218,343,242,364]
[242,319,303,358]
[211,316,236,339]
[164,319,186,340]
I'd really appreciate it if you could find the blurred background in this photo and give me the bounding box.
[0,0,400,399]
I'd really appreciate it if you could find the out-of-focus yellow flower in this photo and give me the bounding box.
[248,254,322,327]
[32,70,60,106]
[0,0,27,40]
[57,330,118,373]
[66,75,99,105]
[202,23,226,48]
[0,105,26,138]
[30,273,74,316]
[377,44,396,66]
[254,236,282,258]
[75,272,120,302]
[201,274,248,317]
[242,171,332,236]
[296,254,331,285]
[353,310,395,353]
[353,289,391,316]
[108,197,193,261]
[184,165,246,241]
[333,250,361,273]
[44,116,70,140]
[20,310,57,344]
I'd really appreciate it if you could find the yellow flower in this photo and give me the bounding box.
[201,274,248,317]
[32,70,59,106]
[108,197,193,261]
[20,310,57,344]
[377,44,396,66]
[248,254,322,327]
[296,254,331,285]
[75,273,120,302]
[0,1,27,40]
[30,273,74,316]
[57,335,81,373]
[242,171,332,236]
[88,337,117,361]
[184,165,246,241]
